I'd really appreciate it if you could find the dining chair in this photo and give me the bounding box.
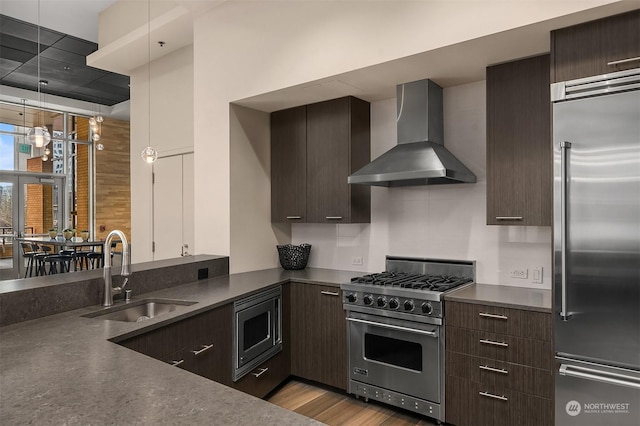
[20,243,37,278]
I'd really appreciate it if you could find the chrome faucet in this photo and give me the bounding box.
[102,230,131,307]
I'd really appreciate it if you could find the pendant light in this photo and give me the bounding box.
[140,0,158,164]
[90,102,104,150]
[28,0,51,149]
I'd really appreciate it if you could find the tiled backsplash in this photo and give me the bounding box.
[292,81,552,288]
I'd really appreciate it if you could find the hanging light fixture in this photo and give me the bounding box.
[141,0,158,164]
[28,0,51,149]
[90,101,104,146]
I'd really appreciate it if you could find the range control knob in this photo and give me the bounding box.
[346,293,357,303]
[376,296,387,308]
[363,294,374,306]
[404,300,415,311]
[388,298,399,310]
[421,302,433,315]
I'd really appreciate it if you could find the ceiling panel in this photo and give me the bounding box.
[39,46,88,67]
[0,58,22,78]
[0,14,129,107]
[52,36,97,56]
[0,15,64,46]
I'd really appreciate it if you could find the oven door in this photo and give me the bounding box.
[347,311,441,403]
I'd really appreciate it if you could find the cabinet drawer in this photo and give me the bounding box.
[446,351,552,398]
[232,350,288,398]
[446,374,552,426]
[447,326,553,370]
[445,301,551,341]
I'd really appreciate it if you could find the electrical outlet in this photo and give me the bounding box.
[532,266,543,284]
[351,256,364,266]
[510,269,528,279]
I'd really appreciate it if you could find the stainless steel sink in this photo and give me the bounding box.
[84,299,197,322]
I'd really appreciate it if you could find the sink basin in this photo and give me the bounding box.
[84,299,197,322]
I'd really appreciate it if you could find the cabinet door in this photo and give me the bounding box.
[306,98,351,223]
[486,54,552,226]
[551,10,640,83]
[118,305,233,386]
[271,106,307,222]
[290,282,347,390]
[181,304,233,386]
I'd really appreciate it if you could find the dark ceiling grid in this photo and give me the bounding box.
[0,14,130,106]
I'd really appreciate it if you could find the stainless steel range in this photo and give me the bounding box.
[341,256,475,422]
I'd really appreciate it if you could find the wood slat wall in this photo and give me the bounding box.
[94,118,131,242]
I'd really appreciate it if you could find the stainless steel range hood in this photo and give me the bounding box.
[348,79,476,186]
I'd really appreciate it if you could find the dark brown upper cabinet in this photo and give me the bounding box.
[551,10,640,83]
[271,96,371,224]
[486,54,552,226]
[271,106,307,222]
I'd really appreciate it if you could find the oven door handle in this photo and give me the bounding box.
[346,317,438,337]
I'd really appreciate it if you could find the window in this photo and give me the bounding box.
[0,101,95,234]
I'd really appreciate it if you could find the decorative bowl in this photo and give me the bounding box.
[277,243,311,270]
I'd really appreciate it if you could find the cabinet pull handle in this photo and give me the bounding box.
[252,367,269,378]
[479,391,508,401]
[479,365,509,375]
[321,290,340,297]
[191,343,214,356]
[325,216,343,220]
[479,312,508,320]
[607,57,640,66]
[171,359,184,367]
[480,339,509,347]
[286,216,302,220]
[495,216,523,221]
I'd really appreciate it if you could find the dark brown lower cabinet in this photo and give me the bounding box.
[231,350,289,398]
[119,304,233,386]
[446,375,553,426]
[119,281,346,399]
[445,301,553,426]
[119,285,291,399]
[290,282,347,390]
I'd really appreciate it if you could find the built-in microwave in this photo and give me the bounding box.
[233,286,282,381]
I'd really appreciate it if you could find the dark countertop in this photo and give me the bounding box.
[444,283,552,313]
[0,267,358,425]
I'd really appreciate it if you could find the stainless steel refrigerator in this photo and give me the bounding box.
[552,68,640,426]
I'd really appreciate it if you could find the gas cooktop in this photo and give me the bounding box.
[350,271,472,292]
[341,256,475,322]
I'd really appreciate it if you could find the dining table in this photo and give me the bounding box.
[16,236,106,253]
[16,236,107,274]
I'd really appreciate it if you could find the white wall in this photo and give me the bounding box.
[192,1,609,274]
[130,44,193,263]
[229,104,290,272]
[292,82,552,288]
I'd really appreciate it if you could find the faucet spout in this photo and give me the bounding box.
[102,230,131,307]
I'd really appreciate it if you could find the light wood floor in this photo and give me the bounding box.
[267,379,438,426]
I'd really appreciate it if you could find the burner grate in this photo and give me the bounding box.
[350,271,472,292]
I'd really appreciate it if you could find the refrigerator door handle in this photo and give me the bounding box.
[560,141,572,321]
[559,363,640,390]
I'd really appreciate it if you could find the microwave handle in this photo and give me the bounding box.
[274,297,282,345]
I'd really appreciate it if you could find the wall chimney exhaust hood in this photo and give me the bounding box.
[348,79,476,186]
